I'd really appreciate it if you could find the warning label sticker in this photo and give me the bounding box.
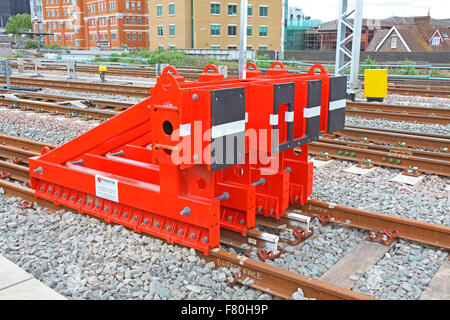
[95,175,119,202]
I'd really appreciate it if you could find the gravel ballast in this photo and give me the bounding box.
[0,90,448,300]
[0,198,273,300]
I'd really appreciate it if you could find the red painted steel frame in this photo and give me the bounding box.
[29,63,339,253]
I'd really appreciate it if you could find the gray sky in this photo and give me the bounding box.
[290,0,450,21]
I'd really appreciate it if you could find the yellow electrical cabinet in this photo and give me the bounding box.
[99,65,108,72]
[364,69,388,102]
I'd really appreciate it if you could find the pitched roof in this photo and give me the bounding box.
[366,29,388,51]
[395,24,433,52]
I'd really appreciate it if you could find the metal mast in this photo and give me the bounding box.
[335,0,363,99]
[238,0,248,79]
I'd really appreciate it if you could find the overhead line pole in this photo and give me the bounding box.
[239,0,248,79]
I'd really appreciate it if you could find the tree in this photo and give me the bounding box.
[5,13,32,35]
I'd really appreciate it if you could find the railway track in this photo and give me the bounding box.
[1,90,448,175]
[2,86,449,125]
[347,101,450,125]
[1,134,449,300]
[6,61,450,98]
[0,76,149,98]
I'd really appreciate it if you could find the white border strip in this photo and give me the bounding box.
[211,120,245,139]
[270,114,279,125]
[303,106,321,118]
[329,99,346,111]
[285,111,294,122]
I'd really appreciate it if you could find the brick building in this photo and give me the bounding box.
[148,0,284,51]
[366,16,450,52]
[41,0,149,49]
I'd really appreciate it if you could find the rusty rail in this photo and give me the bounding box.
[295,199,450,250]
[347,101,450,118]
[308,140,450,176]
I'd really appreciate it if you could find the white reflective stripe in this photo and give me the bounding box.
[211,120,245,138]
[285,111,294,122]
[270,114,278,125]
[245,112,248,123]
[303,106,321,118]
[179,123,191,137]
[329,99,346,111]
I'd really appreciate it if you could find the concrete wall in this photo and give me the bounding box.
[259,50,450,64]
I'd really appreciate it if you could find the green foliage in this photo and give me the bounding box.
[388,58,418,76]
[25,40,38,49]
[5,14,32,35]
[254,54,271,69]
[359,57,378,74]
[13,52,23,58]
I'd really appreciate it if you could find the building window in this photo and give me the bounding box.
[126,1,129,9]
[132,17,136,24]
[247,46,252,50]
[390,36,397,49]
[158,25,163,36]
[259,26,268,37]
[211,2,220,15]
[248,5,253,16]
[137,1,141,10]
[158,45,164,50]
[169,24,175,36]
[210,24,220,36]
[157,5,162,16]
[138,17,141,24]
[127,32,131,40]
[133,33,136,40]
[131,1,135,9]
[228,4,237,16]
[138,33,142,40]
[228,25,237,36]
[126,17,130,24]
[259,6,268,17]
[169,3,175,15]
[247,25,252,37]
[432,36,440,45]
[228,45,237,49]
[259,45,267,50]
[211,45,220,49]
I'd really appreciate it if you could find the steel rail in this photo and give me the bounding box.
[346,109,450,125]
[308,140,449,176]
[2,134,449,299]
[336,127,450,151]
[347,101,450,118]
[0,171,372,300]
[295,199,450,250]
[0,96,119,121]
[387,87,450,98]
[0,77,150,98]
[0,89,133,111]
[318,137,450,162]
[0,134,56,154]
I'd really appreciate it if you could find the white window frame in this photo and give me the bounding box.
[247,25,253,37]
[390,36,397,49]
[228,24,237,37]
[169,3,175,16]
[157,25,164,37]
[228,3,237,16]
[432,36,440,46]
[259,25,268,37]
[210,2,220,15]
[169,24,175,37]
[210,24,220,37]
[259,5,268,17]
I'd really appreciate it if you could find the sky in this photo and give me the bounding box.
[289,0,450,21]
